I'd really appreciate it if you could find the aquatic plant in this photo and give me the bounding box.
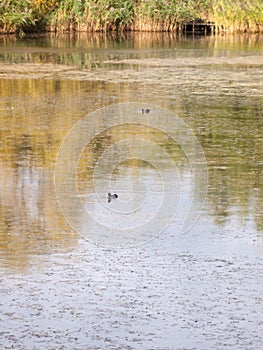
[33,0,60,29]
[0,0,262,34]
[51,0,135,32]
[50,0,84,31]
[133,0,211,32]
[211,0,263,33]
[0,0,35,34]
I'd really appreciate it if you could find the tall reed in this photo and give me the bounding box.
[51,0,135,32]
[211,0,263,33]
[0,0,35,33]
[0,0,262,34]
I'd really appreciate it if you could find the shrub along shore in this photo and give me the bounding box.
[1,0,263,35]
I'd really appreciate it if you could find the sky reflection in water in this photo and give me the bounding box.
[0,33,263,266]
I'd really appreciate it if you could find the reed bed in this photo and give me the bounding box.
[0,0,262,34]
[211,0,263,33]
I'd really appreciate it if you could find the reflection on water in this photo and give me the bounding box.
[54,103,203,247]
[0,33,263,267]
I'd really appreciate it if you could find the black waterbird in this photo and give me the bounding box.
[141,108,150,114]
[108,193,118,203]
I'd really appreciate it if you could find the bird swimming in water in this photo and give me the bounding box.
[141,108,150,114]
[108,193,118,203]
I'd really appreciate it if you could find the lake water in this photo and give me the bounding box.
[0,33,262,349]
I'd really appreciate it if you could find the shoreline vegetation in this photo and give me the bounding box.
[0,1,263,35]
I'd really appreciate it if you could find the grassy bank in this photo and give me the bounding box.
[0,0,263,34]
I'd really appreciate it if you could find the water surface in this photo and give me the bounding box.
[0,32,262,349]
[1,33,262,259]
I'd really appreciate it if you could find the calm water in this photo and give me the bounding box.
[1,33,262,261]
[0,34,263,350]
[0,33,263,349]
